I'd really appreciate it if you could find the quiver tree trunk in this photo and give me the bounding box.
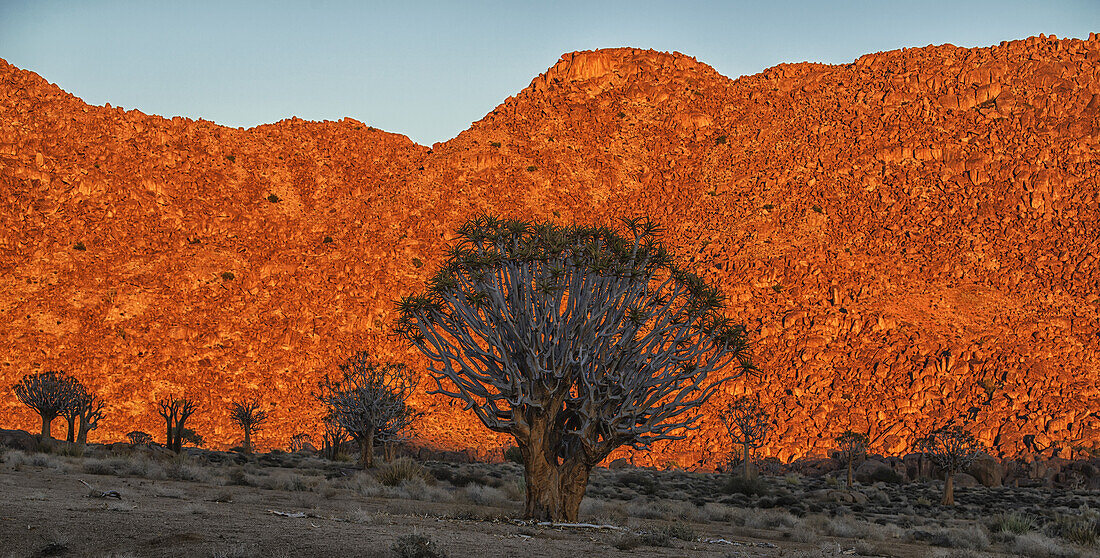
[76,419,91,445]
[847,458,854,487]
[358,431,375,469]
[942,471,955,506]
[41,415,54,439]
[243,430,252,454]
[384,442,396,463]
[65,417,76,443]
[742,442,752,480]
[521,445,592,522]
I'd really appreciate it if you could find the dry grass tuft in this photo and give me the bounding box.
[376,458,431,487]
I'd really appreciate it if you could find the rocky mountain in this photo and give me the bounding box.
[2,33,1099,467]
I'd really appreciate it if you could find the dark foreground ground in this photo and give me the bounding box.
[1,444,1097,558]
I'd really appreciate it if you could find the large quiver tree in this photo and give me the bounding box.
[397,216,754,521]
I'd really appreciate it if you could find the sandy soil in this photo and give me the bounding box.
[2,448,1090,558]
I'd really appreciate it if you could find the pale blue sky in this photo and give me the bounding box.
[1,1,1095,145]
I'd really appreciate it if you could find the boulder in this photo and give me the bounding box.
[903,453,935,481]
[968,453,1004,486]
[0,429,39,452]
[953,472,980,488]
[608,458,631,469]
[855,459,903,484]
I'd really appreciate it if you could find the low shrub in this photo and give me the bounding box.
[461,485,509,507]
[579,498,627,525]
[625,529,673,548]
[404,478,453,502]
[660,522,696,541]
[391,534,447,558]
[501,478,525,501]
[910,525,990,551]
[82,459,116,476]
[803,515,899,541]
[722,475,769,496]
[617,470,658,495]
[1013,532,1085,558]
[165,457,207,482]
[612,532,642,551]
[743,508,799,530]
[262,472,312,491]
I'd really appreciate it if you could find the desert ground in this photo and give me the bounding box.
[1,442,1097,558]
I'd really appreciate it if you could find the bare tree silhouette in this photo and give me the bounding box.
[156,397,198,453]
[228,399,268,454]
[320,413,347,461]
[289,433,312,453]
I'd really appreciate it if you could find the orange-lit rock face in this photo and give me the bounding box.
[2,37,1099,467]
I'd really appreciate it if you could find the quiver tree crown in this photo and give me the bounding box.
[396,215,756,465]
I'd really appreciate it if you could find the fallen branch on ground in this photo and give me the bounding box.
[79,479,121,499]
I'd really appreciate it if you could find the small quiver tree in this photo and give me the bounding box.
[397,216,754,521]
[127,431,153,446]
[57,378,104,445]
[13,371,79,439]
[75,390,104,446]
[835,430,869,488]
[315,353,418,469]
[156,398,198,453]
[228,399,268,454]
[718,395,771,480]
[320,413,347,461]
[59,381,84,443]
[916,425,981,506]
